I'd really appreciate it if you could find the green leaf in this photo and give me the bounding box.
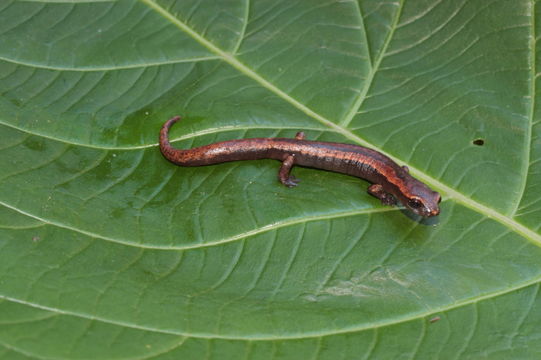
[1,0,540,358]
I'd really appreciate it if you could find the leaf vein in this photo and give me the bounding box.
[510,0,536,216]
[339,0,404,127]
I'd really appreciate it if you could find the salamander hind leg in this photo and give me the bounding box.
[368,184,396,206]
[279,154,300,187]
[295,131,305,140]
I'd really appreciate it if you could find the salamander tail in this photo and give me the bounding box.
[159,116,183,163]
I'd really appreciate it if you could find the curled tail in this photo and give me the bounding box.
[159,116,277,167]
[159,116,185,165]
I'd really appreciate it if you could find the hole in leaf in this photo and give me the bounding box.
[473,139,484,146]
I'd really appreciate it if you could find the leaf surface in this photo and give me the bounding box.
[1,0,541,358]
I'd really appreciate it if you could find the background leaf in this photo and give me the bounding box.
[1,0,541,359]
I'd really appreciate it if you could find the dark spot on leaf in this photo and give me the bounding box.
[473,139,484,146]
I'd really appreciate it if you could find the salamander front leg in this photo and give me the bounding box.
[368,184,396,206]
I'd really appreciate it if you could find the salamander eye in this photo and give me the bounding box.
[408,198,423,209]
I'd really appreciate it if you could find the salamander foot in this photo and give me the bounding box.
[368,184,397,205]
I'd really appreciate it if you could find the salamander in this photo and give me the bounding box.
[159,116,441,217]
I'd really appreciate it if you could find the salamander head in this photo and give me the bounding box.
[403,182,441,217]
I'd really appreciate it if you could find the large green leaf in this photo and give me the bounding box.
[1,0,540,358]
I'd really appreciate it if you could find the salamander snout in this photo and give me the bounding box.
[406,192,441,217]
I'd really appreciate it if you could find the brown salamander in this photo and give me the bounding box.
[159,116,441,217]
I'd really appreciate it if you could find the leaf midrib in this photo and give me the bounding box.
[140,0,541,245]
